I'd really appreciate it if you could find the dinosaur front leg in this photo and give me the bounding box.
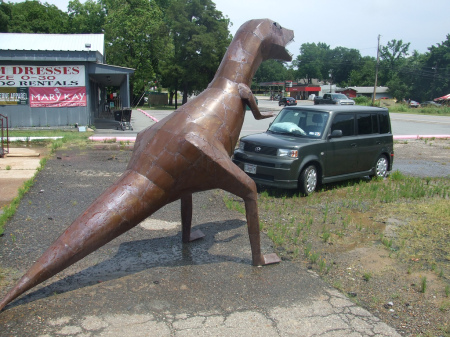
[181,194,204,243]
[238,83,275,120]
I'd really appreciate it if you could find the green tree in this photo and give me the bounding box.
[0,2,12,32]
[293,42,331,83]
[379,39,410,84]
[163,0,230,104]
[386,74,410,101]
[422,35,450,100]
[328,47,362,86]
[4,0,69,33]
[103,0,172,95]
[254,60,289,83]
[67,0,106,34]
[348,56,376,86]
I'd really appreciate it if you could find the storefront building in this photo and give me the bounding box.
[0,33,134,128]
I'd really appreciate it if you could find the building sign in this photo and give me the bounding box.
[0,65,85,87]
[30,87,87,108]
[0,87,28,105]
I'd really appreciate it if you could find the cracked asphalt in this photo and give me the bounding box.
[0,146,400,336]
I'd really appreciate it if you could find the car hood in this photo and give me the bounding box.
[240,132,320,149]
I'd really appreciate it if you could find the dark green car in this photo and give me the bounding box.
[233,106,394,195]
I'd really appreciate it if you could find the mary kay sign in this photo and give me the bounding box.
[30,87,86,107]
[0,65,85,87]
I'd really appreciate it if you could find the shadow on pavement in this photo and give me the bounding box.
[5,219,249,310]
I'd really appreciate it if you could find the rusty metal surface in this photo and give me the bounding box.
[0,19,294,311]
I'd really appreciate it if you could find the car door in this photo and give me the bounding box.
[325,113,359,177]
[355,113,380,172]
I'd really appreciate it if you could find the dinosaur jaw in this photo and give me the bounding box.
[271,42,294,62]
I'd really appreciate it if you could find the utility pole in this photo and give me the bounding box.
[372,35,381,105]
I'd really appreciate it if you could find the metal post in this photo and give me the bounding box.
[372,35,381,105]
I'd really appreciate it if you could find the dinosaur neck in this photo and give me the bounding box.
[211,39,264,87]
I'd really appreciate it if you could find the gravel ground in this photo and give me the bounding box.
[393,138,450,177]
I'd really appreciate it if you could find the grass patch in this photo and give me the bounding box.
[222,172,450,334]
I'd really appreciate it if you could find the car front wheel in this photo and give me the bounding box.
[374,155,388,178]
[299,165,318,196]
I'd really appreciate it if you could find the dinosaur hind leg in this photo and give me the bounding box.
[181,134,280,266]
[209,157,280,266]
[219,165,280,266]
[181,194,205,243]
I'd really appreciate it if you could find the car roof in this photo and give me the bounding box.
[282,105,389,113]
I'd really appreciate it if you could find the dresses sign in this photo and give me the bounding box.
[0,65,85,87]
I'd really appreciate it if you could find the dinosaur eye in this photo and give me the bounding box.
[273,22,282,29]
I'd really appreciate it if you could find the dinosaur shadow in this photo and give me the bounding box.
[6,219,249,310]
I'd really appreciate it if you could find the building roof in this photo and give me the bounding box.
[0,33,104,56]
[348,86,389,94]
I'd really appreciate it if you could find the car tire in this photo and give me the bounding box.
[373,155,388,178]
[299,165,318,196]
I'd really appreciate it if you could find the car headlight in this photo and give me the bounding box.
[277,149,298,158]
[238,140,245,151]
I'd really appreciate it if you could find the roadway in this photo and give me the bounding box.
[92,96,450,140]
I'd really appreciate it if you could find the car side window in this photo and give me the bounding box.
[379,112,390,134]
[331,114,355,136]
[371,113,379,133]
[357,113,372,135]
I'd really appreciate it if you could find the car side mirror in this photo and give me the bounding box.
[329,130,343,138]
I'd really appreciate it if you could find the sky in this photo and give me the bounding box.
[6,0,450,59]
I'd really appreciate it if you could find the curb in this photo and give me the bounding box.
[6,135,450,144]
[87,135,450,143]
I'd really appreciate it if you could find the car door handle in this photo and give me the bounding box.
[376,141,382,145]
[351,143,357,147]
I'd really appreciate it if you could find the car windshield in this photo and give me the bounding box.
[268,109,329,138]
[332,94,348,99]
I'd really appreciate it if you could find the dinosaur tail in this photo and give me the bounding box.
[0,169,168,311]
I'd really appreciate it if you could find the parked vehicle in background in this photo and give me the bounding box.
[233,105,394,195]
[279,97,297,106]
[409,100,420,108]
[421,101,441,107]
[314,93,355,105]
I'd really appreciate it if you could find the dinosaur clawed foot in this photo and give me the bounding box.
[253,253,281,266]
[189,229,205,242]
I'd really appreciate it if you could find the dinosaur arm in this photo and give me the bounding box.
[238,83,275,120]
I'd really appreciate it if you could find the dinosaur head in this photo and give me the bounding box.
[260,20,294,62]
[213,19,294,85]
[237,19,294,62]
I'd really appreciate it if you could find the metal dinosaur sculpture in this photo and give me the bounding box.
[0,18,294,311]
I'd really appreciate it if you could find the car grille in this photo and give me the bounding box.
[243,143,278,156]
[247,172,274,181]
[233,155,276,168]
